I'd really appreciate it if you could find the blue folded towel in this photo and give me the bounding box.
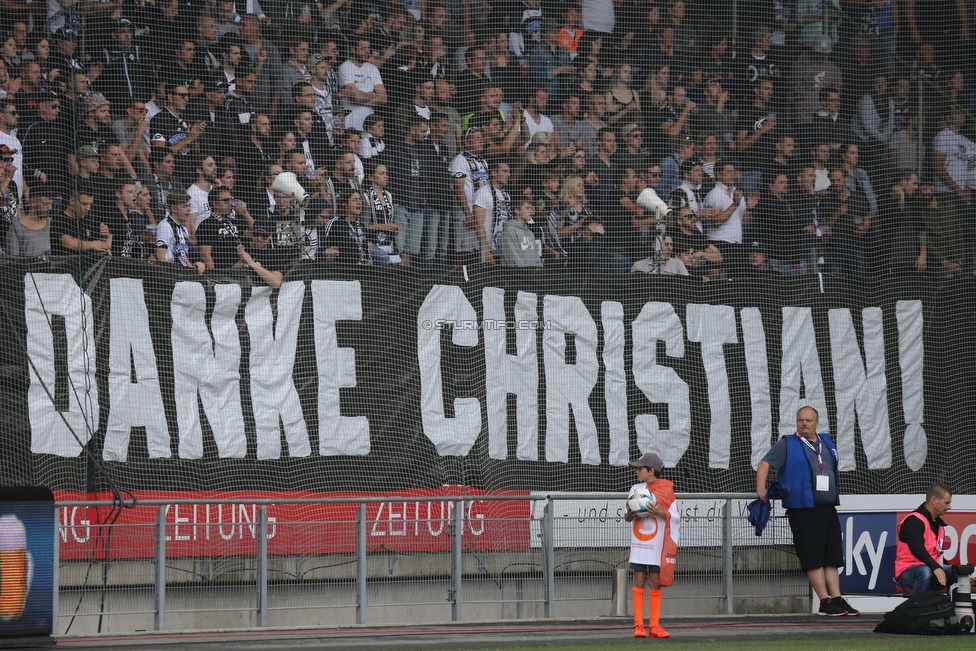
[747,481,791,536]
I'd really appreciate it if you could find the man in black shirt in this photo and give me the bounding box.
[238,224,290,288]
[384,116,445,261]
[735,79,778,196]
[97,18,152,108]
[651,87,696,165]
[811,87,853,155]
[21,90,69,197]
[235,112,274,199]
[101,178,149,258]
[787,164,826,271]
[185,77,235,155]
[753,172,808,275]
[605,166,644,267]
[160,40,208,98]
[145,148,178,219]
[734,26,779,106]
[90,144,131,216]
[50,190,111,255]
[196,186,241,269]
[150,82,208,183]
[288,104,329,182]
[895,484,956,595]
[226,65,258,135]
[455,47,489,116]
[820,167,867,277]
[48,27,86,83]
[584,127,618,218]
[322,189,372,265]
[13,61,44,128]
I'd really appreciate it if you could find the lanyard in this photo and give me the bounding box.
[796,433,824,473]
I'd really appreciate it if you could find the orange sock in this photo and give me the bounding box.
[632,586,646,627]
[648,588,663,627]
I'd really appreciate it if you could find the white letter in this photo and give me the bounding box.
[631,302,690,467]
[390,503,407,536]
[849,527,887,590]
[371,502,386,536]
[741,308,773,469]
[779,307,830,437]
[24,273,98,456]
[217,504,234,540]
[426,502,445,537]
[103,278,170,461]
[171,282,246,459]
[312,280,369,455]
[239,504,255,539]
[174,504,190,541]
[863,531,886,590]
[267,516,276,540]
[687,304,737,469]
[246,282,310,459]
[70,507,90,543]
[897,300,926,471]
[417,285,481,456]
[543,295,600,464]
[483,288,538,461]
[959,525,976,565]
[844,515,853,575]
[829,308,890,470]
[468,501,485,535]
[944,525,958,562]
[602,301,628,466]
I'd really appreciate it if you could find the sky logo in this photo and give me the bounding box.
[839,513,897,593]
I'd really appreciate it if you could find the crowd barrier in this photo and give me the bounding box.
[52,493,808,634]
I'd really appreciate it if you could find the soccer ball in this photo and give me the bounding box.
[627,487,658,515]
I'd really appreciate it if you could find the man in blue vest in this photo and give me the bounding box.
[756,406,860,617]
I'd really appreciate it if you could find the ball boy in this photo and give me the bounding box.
[625,452,679,638]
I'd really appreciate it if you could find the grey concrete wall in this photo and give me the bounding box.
[57,547,809,635]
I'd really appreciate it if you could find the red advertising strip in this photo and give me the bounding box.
[54,488,532,560]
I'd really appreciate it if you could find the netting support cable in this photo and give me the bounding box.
[451,499,463,621]
[22,269,134,506]
[154,505,166,631]
[543,499,555,618]
[257,505,269,628]
[9,268,138,634]
[52,507,60,635]
[723,500,734,615]
[21,271,136,513]
[356,502,367,625]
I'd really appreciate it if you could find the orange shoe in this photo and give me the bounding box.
[634,623,647,638]
[647,625,671,638]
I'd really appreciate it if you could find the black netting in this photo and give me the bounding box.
[0,0,974,498]
[1,258,975,497]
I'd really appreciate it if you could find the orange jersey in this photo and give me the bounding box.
[628,477,679,581]
[558,28,582,52]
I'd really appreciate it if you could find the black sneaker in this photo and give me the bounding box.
[832,596,860,616]
[818,597,844,616]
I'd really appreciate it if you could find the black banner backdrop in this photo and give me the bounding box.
[0,257,972,496]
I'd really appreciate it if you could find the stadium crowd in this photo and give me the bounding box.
[0,0,973,280]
